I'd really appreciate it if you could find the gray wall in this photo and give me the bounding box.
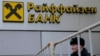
[0,31,41,55]
[0,31,100,56]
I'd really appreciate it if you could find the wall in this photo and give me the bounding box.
[0,31,41,55]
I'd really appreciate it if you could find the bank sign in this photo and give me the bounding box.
[3,1,97,24]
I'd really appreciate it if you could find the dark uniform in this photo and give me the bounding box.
[71,48,90,56]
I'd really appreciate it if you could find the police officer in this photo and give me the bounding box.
[70,37,90,56]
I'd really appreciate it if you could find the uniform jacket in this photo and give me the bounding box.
[71,48,90,56]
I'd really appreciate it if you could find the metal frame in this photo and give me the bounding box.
[35,21,100,56]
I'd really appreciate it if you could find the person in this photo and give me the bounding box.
[70,37,90,56]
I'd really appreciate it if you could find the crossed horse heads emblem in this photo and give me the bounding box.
[4,3,22,19]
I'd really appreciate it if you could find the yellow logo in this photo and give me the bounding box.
[3,1,24,22]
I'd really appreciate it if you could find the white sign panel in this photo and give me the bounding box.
[0,0,98,31]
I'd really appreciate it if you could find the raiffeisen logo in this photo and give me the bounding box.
[2,1,97,24]
[27,2,97,24]
[3,1,24,22]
